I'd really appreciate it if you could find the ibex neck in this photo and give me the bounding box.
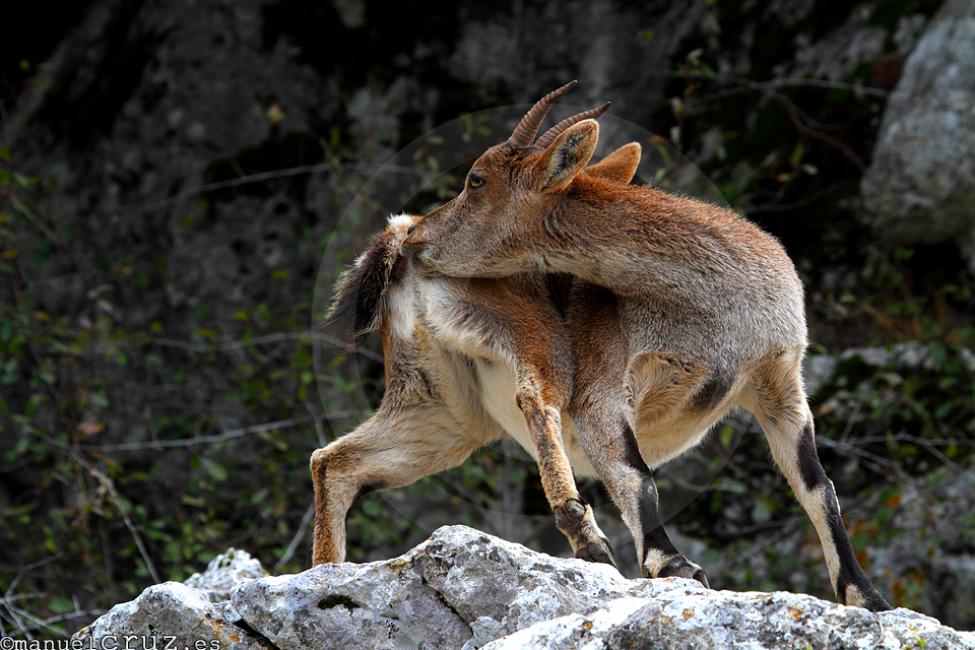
[534,176,797,300]
[536,181,668,296]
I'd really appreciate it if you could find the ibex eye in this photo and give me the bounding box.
[468,172,485,189]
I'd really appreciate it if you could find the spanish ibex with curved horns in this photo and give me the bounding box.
[398,81,891,610]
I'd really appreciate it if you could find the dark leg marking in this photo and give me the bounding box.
[618,420,709,586]
[690,369,732,411]
[796,419,828,491]
[353,480,386,505]
[620,419,650,474]
[620,421,679,559]
[823,483,892,611]
[639,477,678,558]
[798,423,891,610]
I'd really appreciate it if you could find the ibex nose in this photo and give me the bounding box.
[400,223,423,257]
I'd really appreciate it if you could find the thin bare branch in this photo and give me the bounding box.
[774,94,866,171]
[817,437,910,479]
[306,402,330,447]
[78,458,160,584]
[0,599,31,640]
[71,414,355,453]
[131,162,425,214]
[639,70,890,98]
[151,331,384,363]
[276,501,314,569]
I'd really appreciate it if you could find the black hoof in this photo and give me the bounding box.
[692,568,710,589]
[575,537,618,569]
[851,586,893,612]
[656,555,710,588]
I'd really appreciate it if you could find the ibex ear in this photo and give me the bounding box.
[535,119,600,191]
[584,142,641,184]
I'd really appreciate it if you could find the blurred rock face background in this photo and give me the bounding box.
[1,0,973,637]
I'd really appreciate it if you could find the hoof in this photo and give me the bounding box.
[574,536,618,568]
[556,498,616,569]
[844,584,892,612]
[652,555,710,588]
[692,568,710,589]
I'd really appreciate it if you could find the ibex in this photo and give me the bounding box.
[399,82,891,610]
[312,144,644,571]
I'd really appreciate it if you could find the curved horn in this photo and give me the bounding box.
[533,102,611,150]
[507,80,578,147]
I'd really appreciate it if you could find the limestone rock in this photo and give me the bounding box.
[72,582,269,650]
[185,547,267,603]
[73,525,974,650]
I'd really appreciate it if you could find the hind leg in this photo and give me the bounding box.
[568,287,709,584]
[574,399,709,585]
[310,405,489,565]
[571,360,709,582]
[743,348,891,610]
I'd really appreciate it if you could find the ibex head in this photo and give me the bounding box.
[400,81,610,275]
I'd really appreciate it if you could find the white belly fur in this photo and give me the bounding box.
[474,359,597,478]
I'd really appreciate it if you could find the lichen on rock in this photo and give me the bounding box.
[73,525,975,650]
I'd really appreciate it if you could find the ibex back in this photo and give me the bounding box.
[400,81,891,610]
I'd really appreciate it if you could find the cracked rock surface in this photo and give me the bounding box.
[73,526,975,649]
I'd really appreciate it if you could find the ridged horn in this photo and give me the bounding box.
[533,102,611,150]
[507,80,578,147]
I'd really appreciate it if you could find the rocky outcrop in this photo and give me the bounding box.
[860,0,975,270]
[73,526,974,649]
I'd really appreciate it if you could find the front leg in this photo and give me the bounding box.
[515,374,616,567]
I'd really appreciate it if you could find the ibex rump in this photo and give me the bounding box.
[399,82,891,610]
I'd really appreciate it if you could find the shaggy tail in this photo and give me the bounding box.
[326,214,418,337]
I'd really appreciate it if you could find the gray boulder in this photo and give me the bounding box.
[72,581,269,650]
[860,0,975,270]
[867,468,975,630]
[484,589,961,650]
[73,525,974,649]
[185,547,267,603]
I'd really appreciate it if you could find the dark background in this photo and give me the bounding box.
[1,0,974,638]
